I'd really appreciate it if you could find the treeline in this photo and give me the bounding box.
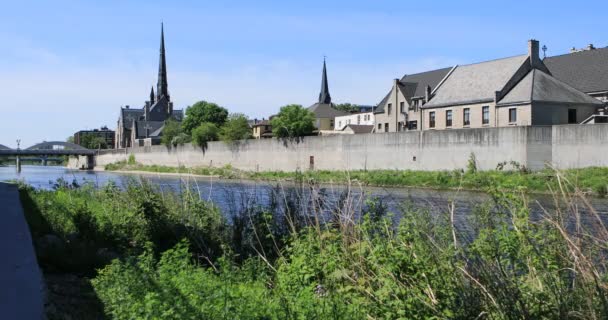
[162,101,318,148]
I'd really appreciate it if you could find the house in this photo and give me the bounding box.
[307,59,350,131]
[374,67,454,132]
[251,118,273,139]
[115,24,184,148]
[74,126,115,149]
[544,45,608,103]
[420,40,603,130]
[334,112,374,130]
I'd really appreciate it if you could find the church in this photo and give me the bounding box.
[115,24,184,148]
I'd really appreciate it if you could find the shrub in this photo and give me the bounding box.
[191,122,219,148]
[219,113,251,143]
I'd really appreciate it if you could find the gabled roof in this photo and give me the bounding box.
[342,124,373,134]
[308,103,350,118]
[375,67,453,113]
[134,121,165,138]
[544,47,608,94]
[498,69,603,106]
[424,55,528,108]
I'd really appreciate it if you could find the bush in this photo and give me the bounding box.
[271,104,315,138]
[219,113,251,143]
[191,122,219,148]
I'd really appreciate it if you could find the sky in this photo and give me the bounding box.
[0,0,606,147]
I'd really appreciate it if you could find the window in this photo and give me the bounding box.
[429,111,436,128]
[357,115,361,124]
[408,121,418,130]
[400,102,405,113]
[384,123,389,132]
[463,108,470,126]
[446,110,453,127]
[387,103,392,115]
[398,122,403,131]
[338,121,341,128]
[378,123,382,130]
[330,120,334,127]
[509,108,517,123]
[482,106,490,125]
[568,109,577,124]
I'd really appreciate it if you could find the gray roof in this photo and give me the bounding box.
[134,121,165,138]
[498,69,603,106]
[400,67,453,97]
[375,67,453,113]
[0,144,11,150]
[342,124,373,134]
[424,55,528,108]
[544,47,608,94]
[308,103,350,119]
[121,108,145,129]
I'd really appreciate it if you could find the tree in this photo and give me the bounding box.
[161,118,183,147]
[182,101,229,134]
[334,103,359,113]
[219,113,251,143]
[270,104,315,138]
[192,122,219,147]
[66,136,75,144]
[79,135,108,149]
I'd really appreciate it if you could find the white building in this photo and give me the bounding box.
[334,112,375,130]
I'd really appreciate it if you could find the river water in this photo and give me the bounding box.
[2,165,608,236]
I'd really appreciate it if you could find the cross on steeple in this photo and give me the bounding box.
[318,57,331,104]
[157,22,169,101]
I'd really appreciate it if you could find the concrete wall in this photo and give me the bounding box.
[86,124,608,173]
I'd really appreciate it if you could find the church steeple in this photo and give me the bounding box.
[150,86,155,104]
[157,23,169,101]
[318,57,331,104]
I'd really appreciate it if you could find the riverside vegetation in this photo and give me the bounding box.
[105,154,608,197]
[19,170,608,319]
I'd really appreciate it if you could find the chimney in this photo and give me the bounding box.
[528,39,541,68]
[425,85,432,103]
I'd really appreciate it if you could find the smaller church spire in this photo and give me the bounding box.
[318,57,331,104]
[150,86,155,104]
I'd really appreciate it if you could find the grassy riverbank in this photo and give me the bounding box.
[19,175,608,319]
[105,160,608,197]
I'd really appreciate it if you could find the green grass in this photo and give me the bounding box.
[20,177,608,319]
[105,160,608,197]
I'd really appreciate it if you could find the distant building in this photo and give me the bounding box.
[74,126,115,149]
[307,59,350,131]
[334,112,374,130]
[251,118,273,139]
[115,24,184,148]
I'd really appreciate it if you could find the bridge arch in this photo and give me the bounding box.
[25,141,89,151]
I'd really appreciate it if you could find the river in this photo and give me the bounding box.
[2,165,608,235]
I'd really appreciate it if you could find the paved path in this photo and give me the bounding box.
[0,183,44,319]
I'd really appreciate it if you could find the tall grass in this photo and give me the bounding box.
[21,170,608,319]
[105,160,608,197]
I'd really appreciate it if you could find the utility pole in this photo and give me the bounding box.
[16,139,21,173]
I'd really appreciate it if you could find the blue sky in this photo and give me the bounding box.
[0,0,606,147]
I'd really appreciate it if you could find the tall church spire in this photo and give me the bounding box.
[150,86,155,104]
[157,23,169,100]
[318,57,331,104]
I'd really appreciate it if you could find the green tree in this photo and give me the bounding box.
[333,103,359,113]
[192,122,219,147]
[79,135,108,149]
[182,101,229,134]
[219,114,251,143]
[66,136,75,144]
[161,118,183,147]
[270,104,315,138]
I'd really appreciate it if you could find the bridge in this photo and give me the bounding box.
[0,141,95,172]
